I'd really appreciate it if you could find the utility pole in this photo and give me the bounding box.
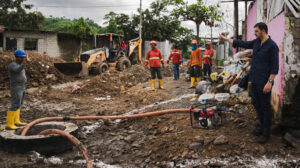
[234,0,239,39]
[138,0,143,63]
[139,0,142,39]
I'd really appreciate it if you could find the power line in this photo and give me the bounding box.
[30,4,149,8]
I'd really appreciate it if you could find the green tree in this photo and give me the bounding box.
[68,17,93,53]
[115,14,138,41]
[0,0,44,30]
[106,19,124,34]
[165,0,220,43]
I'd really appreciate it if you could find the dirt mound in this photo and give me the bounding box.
[79,65,151,96]
[162,64,188,78]
[0,51,71,90]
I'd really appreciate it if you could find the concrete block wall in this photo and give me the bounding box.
[3,31,61,58]
[281,16,300,128]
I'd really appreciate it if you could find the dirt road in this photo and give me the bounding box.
[0,70,299,167]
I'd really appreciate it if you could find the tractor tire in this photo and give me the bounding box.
[96,62,108,75]
[117,57,131,71]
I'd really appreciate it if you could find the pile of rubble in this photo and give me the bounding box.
[0,51,71,90]
[77,65,151,96]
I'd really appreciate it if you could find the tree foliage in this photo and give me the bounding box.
[41,17,104,34]
[68,17,93,40]
[165,0,221,43]
[0,0,44,30]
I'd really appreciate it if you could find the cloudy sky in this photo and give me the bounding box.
[26,0,248,37]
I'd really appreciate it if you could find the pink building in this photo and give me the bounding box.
[245,0,300,127]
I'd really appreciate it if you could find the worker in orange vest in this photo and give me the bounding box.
[144,41,165,90]
[188,40,202,88]
[203,42,214,78]
[167,45,182,80]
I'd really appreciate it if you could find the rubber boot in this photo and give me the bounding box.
[159,79,164,89]
[189,77,196,88]
[15,108,27,126]
[196,77,200,84]
[151,79,156,90]
[6,110,19,130]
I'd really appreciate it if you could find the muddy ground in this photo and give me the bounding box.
[0,64,300,168]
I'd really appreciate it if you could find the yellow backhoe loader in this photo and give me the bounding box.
[54,33,142,76]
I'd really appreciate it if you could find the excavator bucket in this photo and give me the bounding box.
[54,62,89,76]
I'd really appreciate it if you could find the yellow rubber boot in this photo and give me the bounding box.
[6,110,19,130]
[196,77,200,84]
[15,108,27,126]
[151,79,156,90]
[189,77,196,88]
[159,79,164,89]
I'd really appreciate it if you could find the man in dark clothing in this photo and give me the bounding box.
[6,49,29,130]
[219,22,279,144]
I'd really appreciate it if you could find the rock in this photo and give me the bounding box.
[284,132,300,149]
[161,127,169,133]
[214,135,228,145]
[124,134,137,143]
[194,136,204,143]
[181,150,189,158]
[32,82,39,87]
[258,146,266,155]
[233,118,244,124]
[204,137,214,146]
[78,132,87,139]
[189,143,203,151]
[27,151,44,164]
[131,141,142,148]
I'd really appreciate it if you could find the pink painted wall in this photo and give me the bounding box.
[246,1,286,108]
[246,2,257,41]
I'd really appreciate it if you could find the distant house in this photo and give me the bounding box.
[0,28,83,61]
[245,0,300,127]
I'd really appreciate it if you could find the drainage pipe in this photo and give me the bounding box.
[21,108,197,136]
[39,129,93,168]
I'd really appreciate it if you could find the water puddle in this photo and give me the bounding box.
[176,155,300,168]
[51,81,84,89]
[69,159,122,168]
[81,120,104,134]
[125,93,195,115]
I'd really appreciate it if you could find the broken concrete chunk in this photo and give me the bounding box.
[214,135,228,145]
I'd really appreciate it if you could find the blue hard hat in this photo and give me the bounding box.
[14,49,26,57]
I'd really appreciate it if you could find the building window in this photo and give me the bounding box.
[24,38,38,50]
[6,37,17,51]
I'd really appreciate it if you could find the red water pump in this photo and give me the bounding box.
[189,103,226,129]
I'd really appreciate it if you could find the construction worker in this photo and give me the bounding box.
[121,41,126,52]
[203,42,214,78]
[144,41,165,90]
[6,49,28,129]
[167,45,182,80]
[188,40,202,88]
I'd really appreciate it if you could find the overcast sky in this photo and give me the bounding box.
[26,0,248,38]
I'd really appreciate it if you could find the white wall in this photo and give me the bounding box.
[144,40,172,61]
[3,31,60,58]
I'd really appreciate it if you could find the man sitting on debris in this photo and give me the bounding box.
[167,45,182,80]
[188,40,203,88]
[6,49,29,130]
[203,42,214,78]
[144,41,165,90]
[219,22,279,144]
